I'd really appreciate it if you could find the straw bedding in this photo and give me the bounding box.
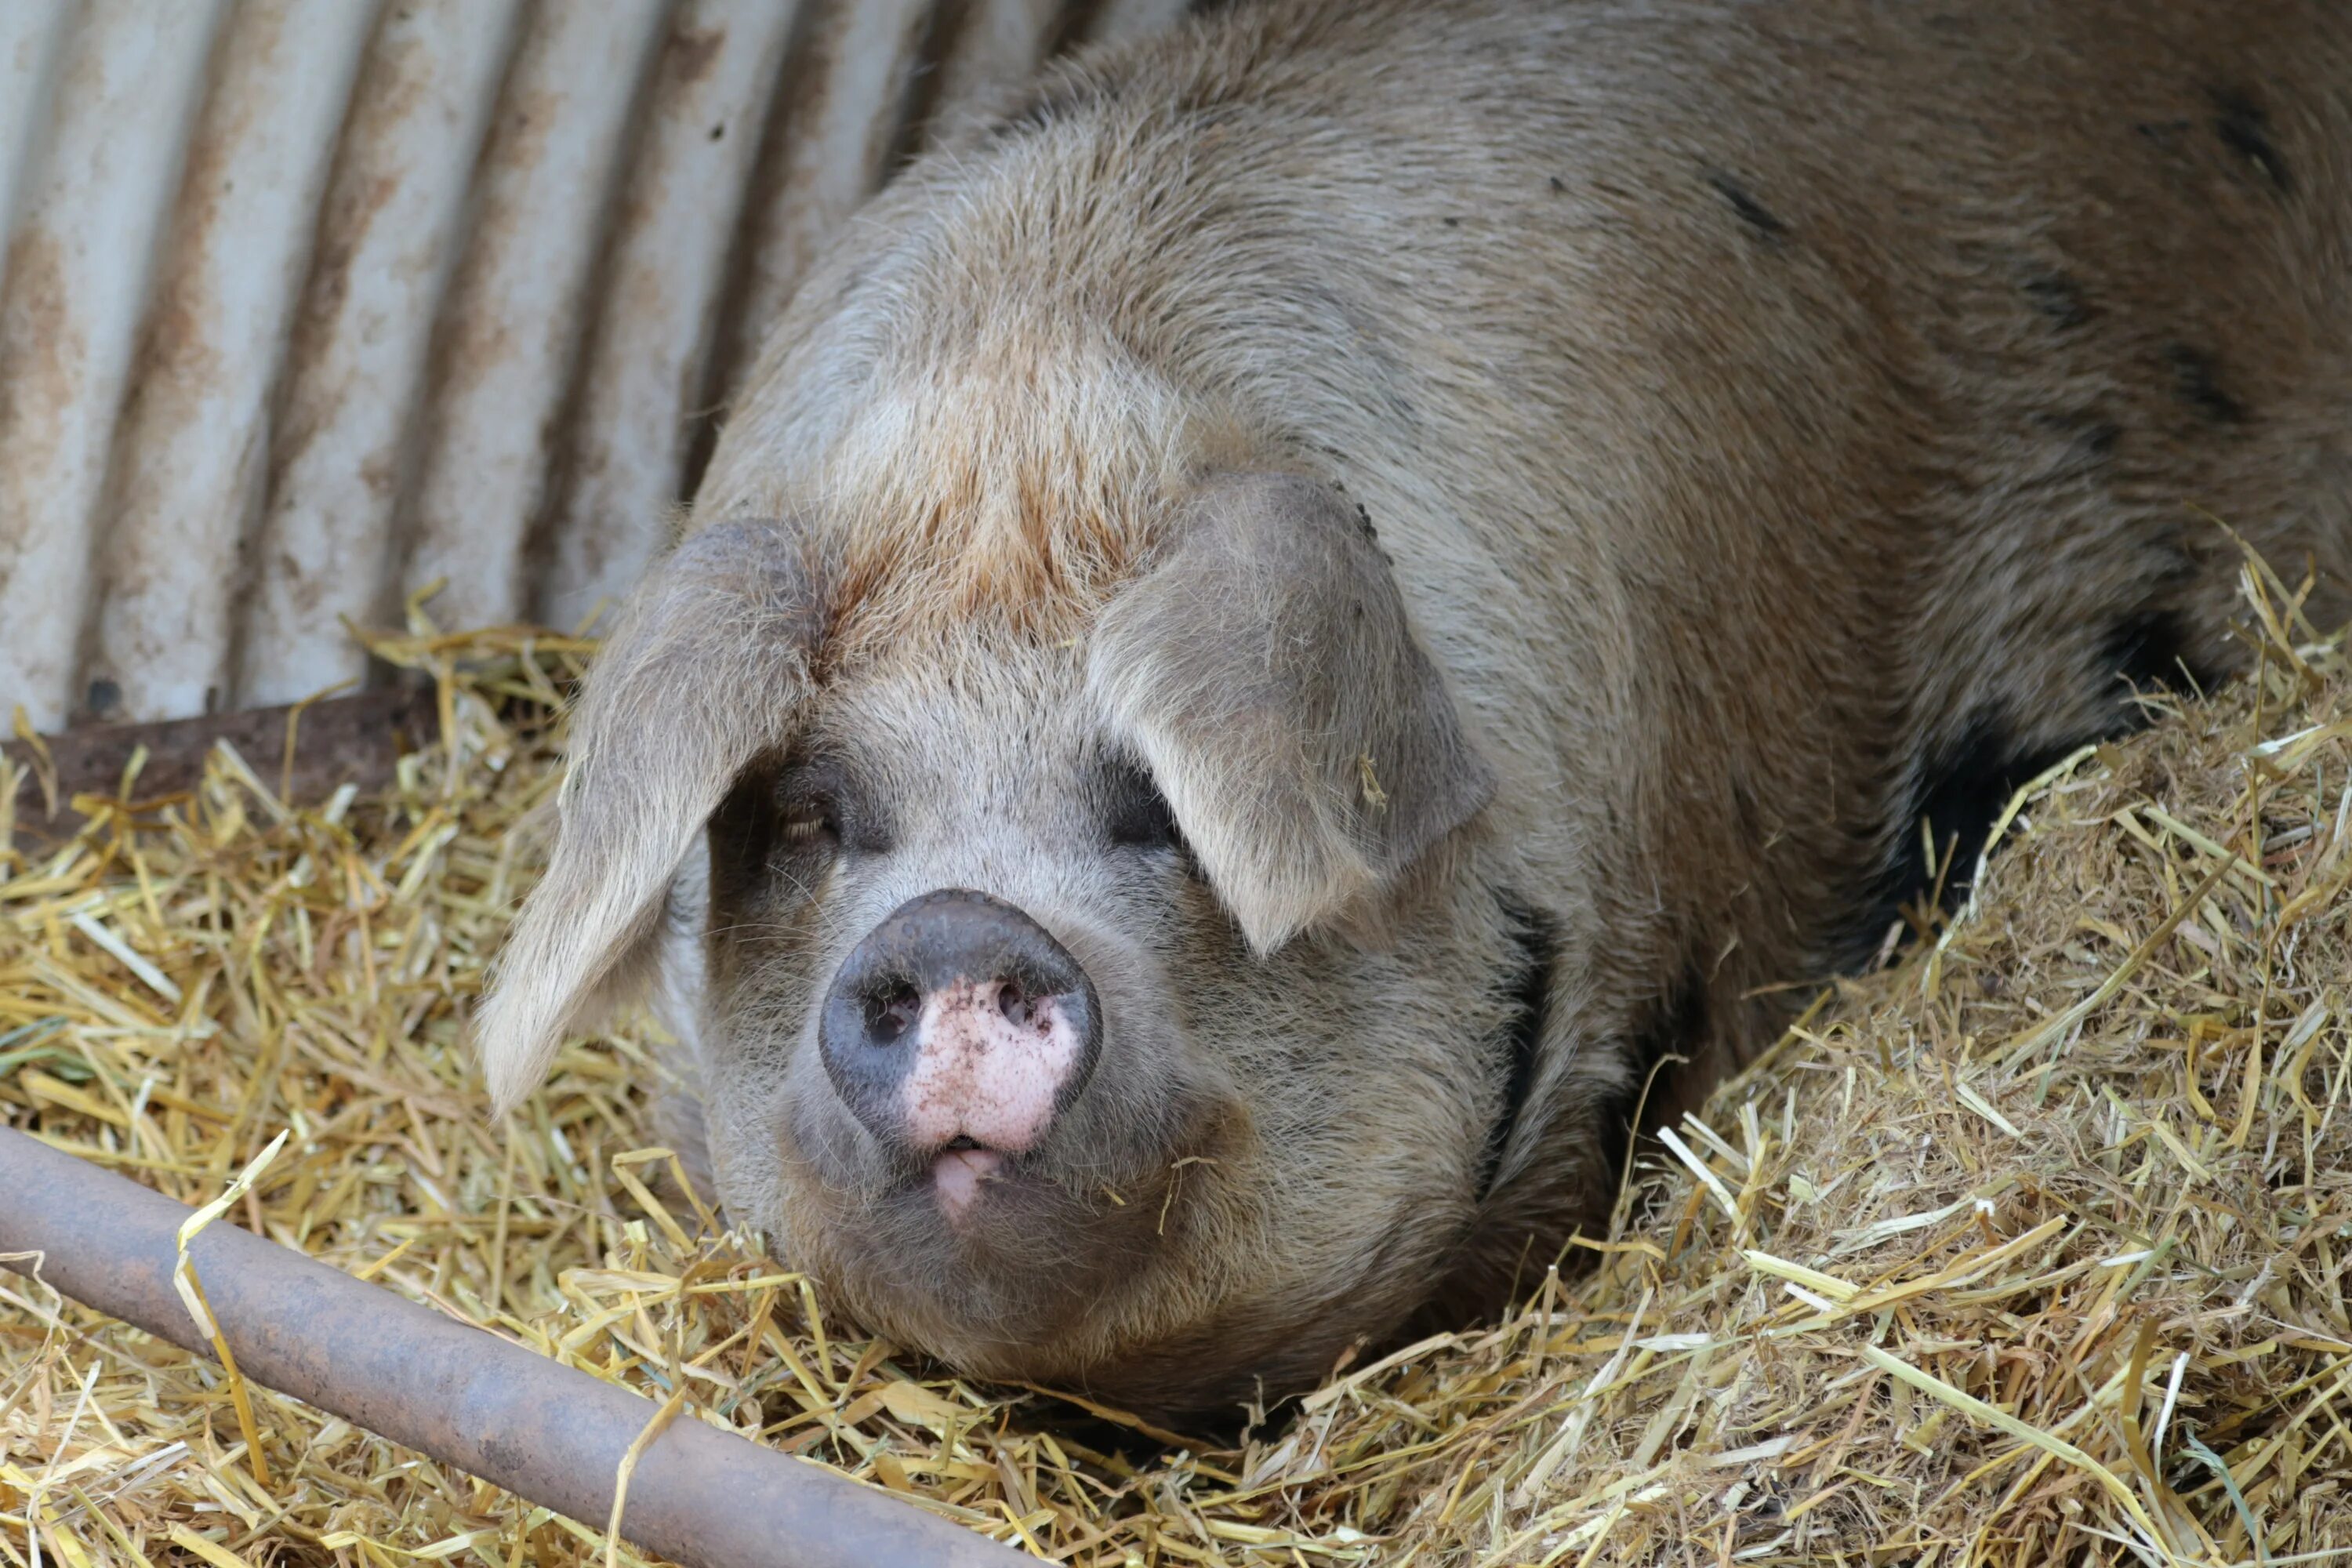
[5,562,2352,1566]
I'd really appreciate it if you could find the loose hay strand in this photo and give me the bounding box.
[168,1129,290,1490]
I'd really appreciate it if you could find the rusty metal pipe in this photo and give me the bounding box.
[0,1127,1029,1568]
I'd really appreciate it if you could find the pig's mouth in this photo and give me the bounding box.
[846,1129,1089,1233]
[904,1132,1128,1230]
[793,1090,1246,1315]
[931,1137,1007,1221]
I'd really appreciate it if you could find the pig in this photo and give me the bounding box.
[477,0,2352,1420]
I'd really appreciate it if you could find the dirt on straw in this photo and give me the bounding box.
[6,562,2352,1567]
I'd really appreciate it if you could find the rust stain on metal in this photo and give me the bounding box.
[240,0,525,709]
[267,173,406,514]
[0,227,83,725]
[0,225,74,456]
[535,0,807,626]
[670,17,728,85]
[84,1,383,724]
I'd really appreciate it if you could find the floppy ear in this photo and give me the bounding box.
[1087,473,1495,952]
[476,521,818,1114]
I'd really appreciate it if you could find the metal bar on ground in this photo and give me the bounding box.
[0,1126,1031,1568]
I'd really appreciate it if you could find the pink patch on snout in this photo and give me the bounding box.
[902,979,1082,1161]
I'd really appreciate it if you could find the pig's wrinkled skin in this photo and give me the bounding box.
[480,0,2352,1419]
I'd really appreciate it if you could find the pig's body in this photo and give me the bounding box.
[484,0,2352,1417]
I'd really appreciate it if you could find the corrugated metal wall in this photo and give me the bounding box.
[0,0,1189,735]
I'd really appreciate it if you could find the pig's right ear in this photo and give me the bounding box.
[1087,473,1496,953]
[475,521,818,1116]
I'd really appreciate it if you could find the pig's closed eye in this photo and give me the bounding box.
[782,762,891,855]
[781,795,838,848]
[1102,759,1185,853]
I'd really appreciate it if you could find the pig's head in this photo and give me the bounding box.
[477,471,1528,1420]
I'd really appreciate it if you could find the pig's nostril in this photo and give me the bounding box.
[863,982,921,1045]
[996,980,1031,1028]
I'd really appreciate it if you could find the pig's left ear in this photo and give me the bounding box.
[475,521,819,1115]
[1087,473,1497,952]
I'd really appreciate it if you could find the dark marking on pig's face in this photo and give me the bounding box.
[1094,753,1188,855]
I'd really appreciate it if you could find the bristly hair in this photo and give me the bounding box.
[706,274,1271,668]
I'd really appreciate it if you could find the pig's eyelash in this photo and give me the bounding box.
[779,797,838,846]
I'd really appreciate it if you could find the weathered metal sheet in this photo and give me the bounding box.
[928,0,1062,132]
[0,3,74,278]
[538,0,806,631]
[0,0,1179,738]
[399,0,677,633]
[0,1,229,735]
[85,0,383,724]
[1087,0,1193,45]
[237,0,527,710]
[714,0,936,415]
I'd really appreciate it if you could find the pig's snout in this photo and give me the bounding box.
[819,888,1102,1192]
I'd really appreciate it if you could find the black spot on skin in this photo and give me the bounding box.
[1604,956,1709,1138]
[1705,172,1788,239]
[1441,216,1460,228]
[1642,960,1710,1070]
[2164,343,2249,426]
[2022,271,2092,332]
[1549,175,1566,194]
[1837,714,2078,971]
[2212,87,2292,193]
[1840,608,2221,972]
[85,678,121,717]
[1570,947,1709,1248]
[1475,896,1558,1200]
[1353,502,1377,542]
[707,760,783,913]
[2103,607,2223,696]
